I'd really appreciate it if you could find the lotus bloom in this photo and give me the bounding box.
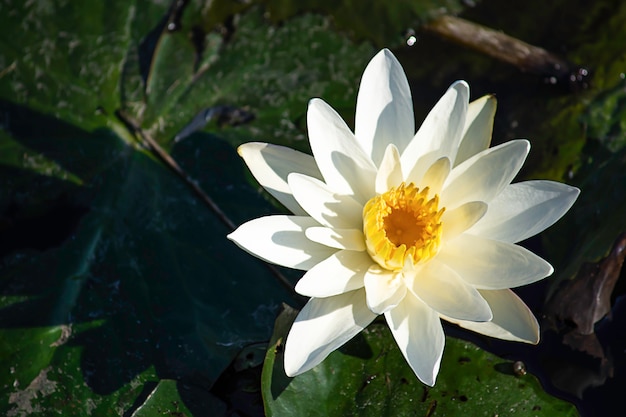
[228,49,579,385]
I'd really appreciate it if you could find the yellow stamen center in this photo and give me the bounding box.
[363,183,444,270]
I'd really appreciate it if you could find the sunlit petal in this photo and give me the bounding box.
[406,259,492,322]
[402,81,469,179]
[443,289,539,343]
[375,144,403,194]
[295,250,372,297]
[363,266,407,314]
[441,140,530,210]
[454,94,497,166]
[466,180,580,242]
[438,234,553,289]
[417,157,451,196]
[308,98,377,203]
[355,49,415,166]
[238,142,322,215]
[385,295,444,386]
[284,289,378,376]
[305,227,366,251]
[441,201,488,241]
[227,215,336,270]
[289,173,363,230]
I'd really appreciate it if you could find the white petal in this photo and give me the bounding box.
[401,81,469,178]
[441,201,488,241]
[438,234,554,289]
[308,99,377,203]
[444,289,539,343]
[295,250,373,297]
[417,157,451,196]
[288,173,363,230]
[355,49,415,166]
[284,289,378,376]
[363,266,407,314]
[305,227,366,251]
[227,215,336,270]
[384,294,444,386]
[375,144,403,194]
[454,94,497,166]
[238,142,321,215]
[466,180,580,243]
[441,140,530,210]
[406,259,492,322]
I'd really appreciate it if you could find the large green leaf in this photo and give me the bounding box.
[2,323,161,416]
[0,103,291,413]
[0,1,169,131]
[120,5,375,150]
[130,379,227,417]
[262,306,579,416]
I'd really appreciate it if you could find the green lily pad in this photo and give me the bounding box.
[262,305,579,416]
[0,1,169,131]
[130,379,227,417]
[120,5,375,150]
[2,321,158,416]
[0,103,294,413]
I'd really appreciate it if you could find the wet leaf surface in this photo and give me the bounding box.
[262,305,579,417]
[0,105,293,414]
[130,379,228,417]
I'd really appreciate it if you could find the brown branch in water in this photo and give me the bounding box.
[116,110,237,230]
[423,15,590,91]
[544,231,626,337]
[115,110,299,297]
[541,232,626,398]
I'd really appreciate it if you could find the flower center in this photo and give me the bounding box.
[363,183,444,270]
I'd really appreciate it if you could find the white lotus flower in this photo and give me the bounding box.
[228,49,579,386]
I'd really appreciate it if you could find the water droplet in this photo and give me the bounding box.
[405,29,417,46]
